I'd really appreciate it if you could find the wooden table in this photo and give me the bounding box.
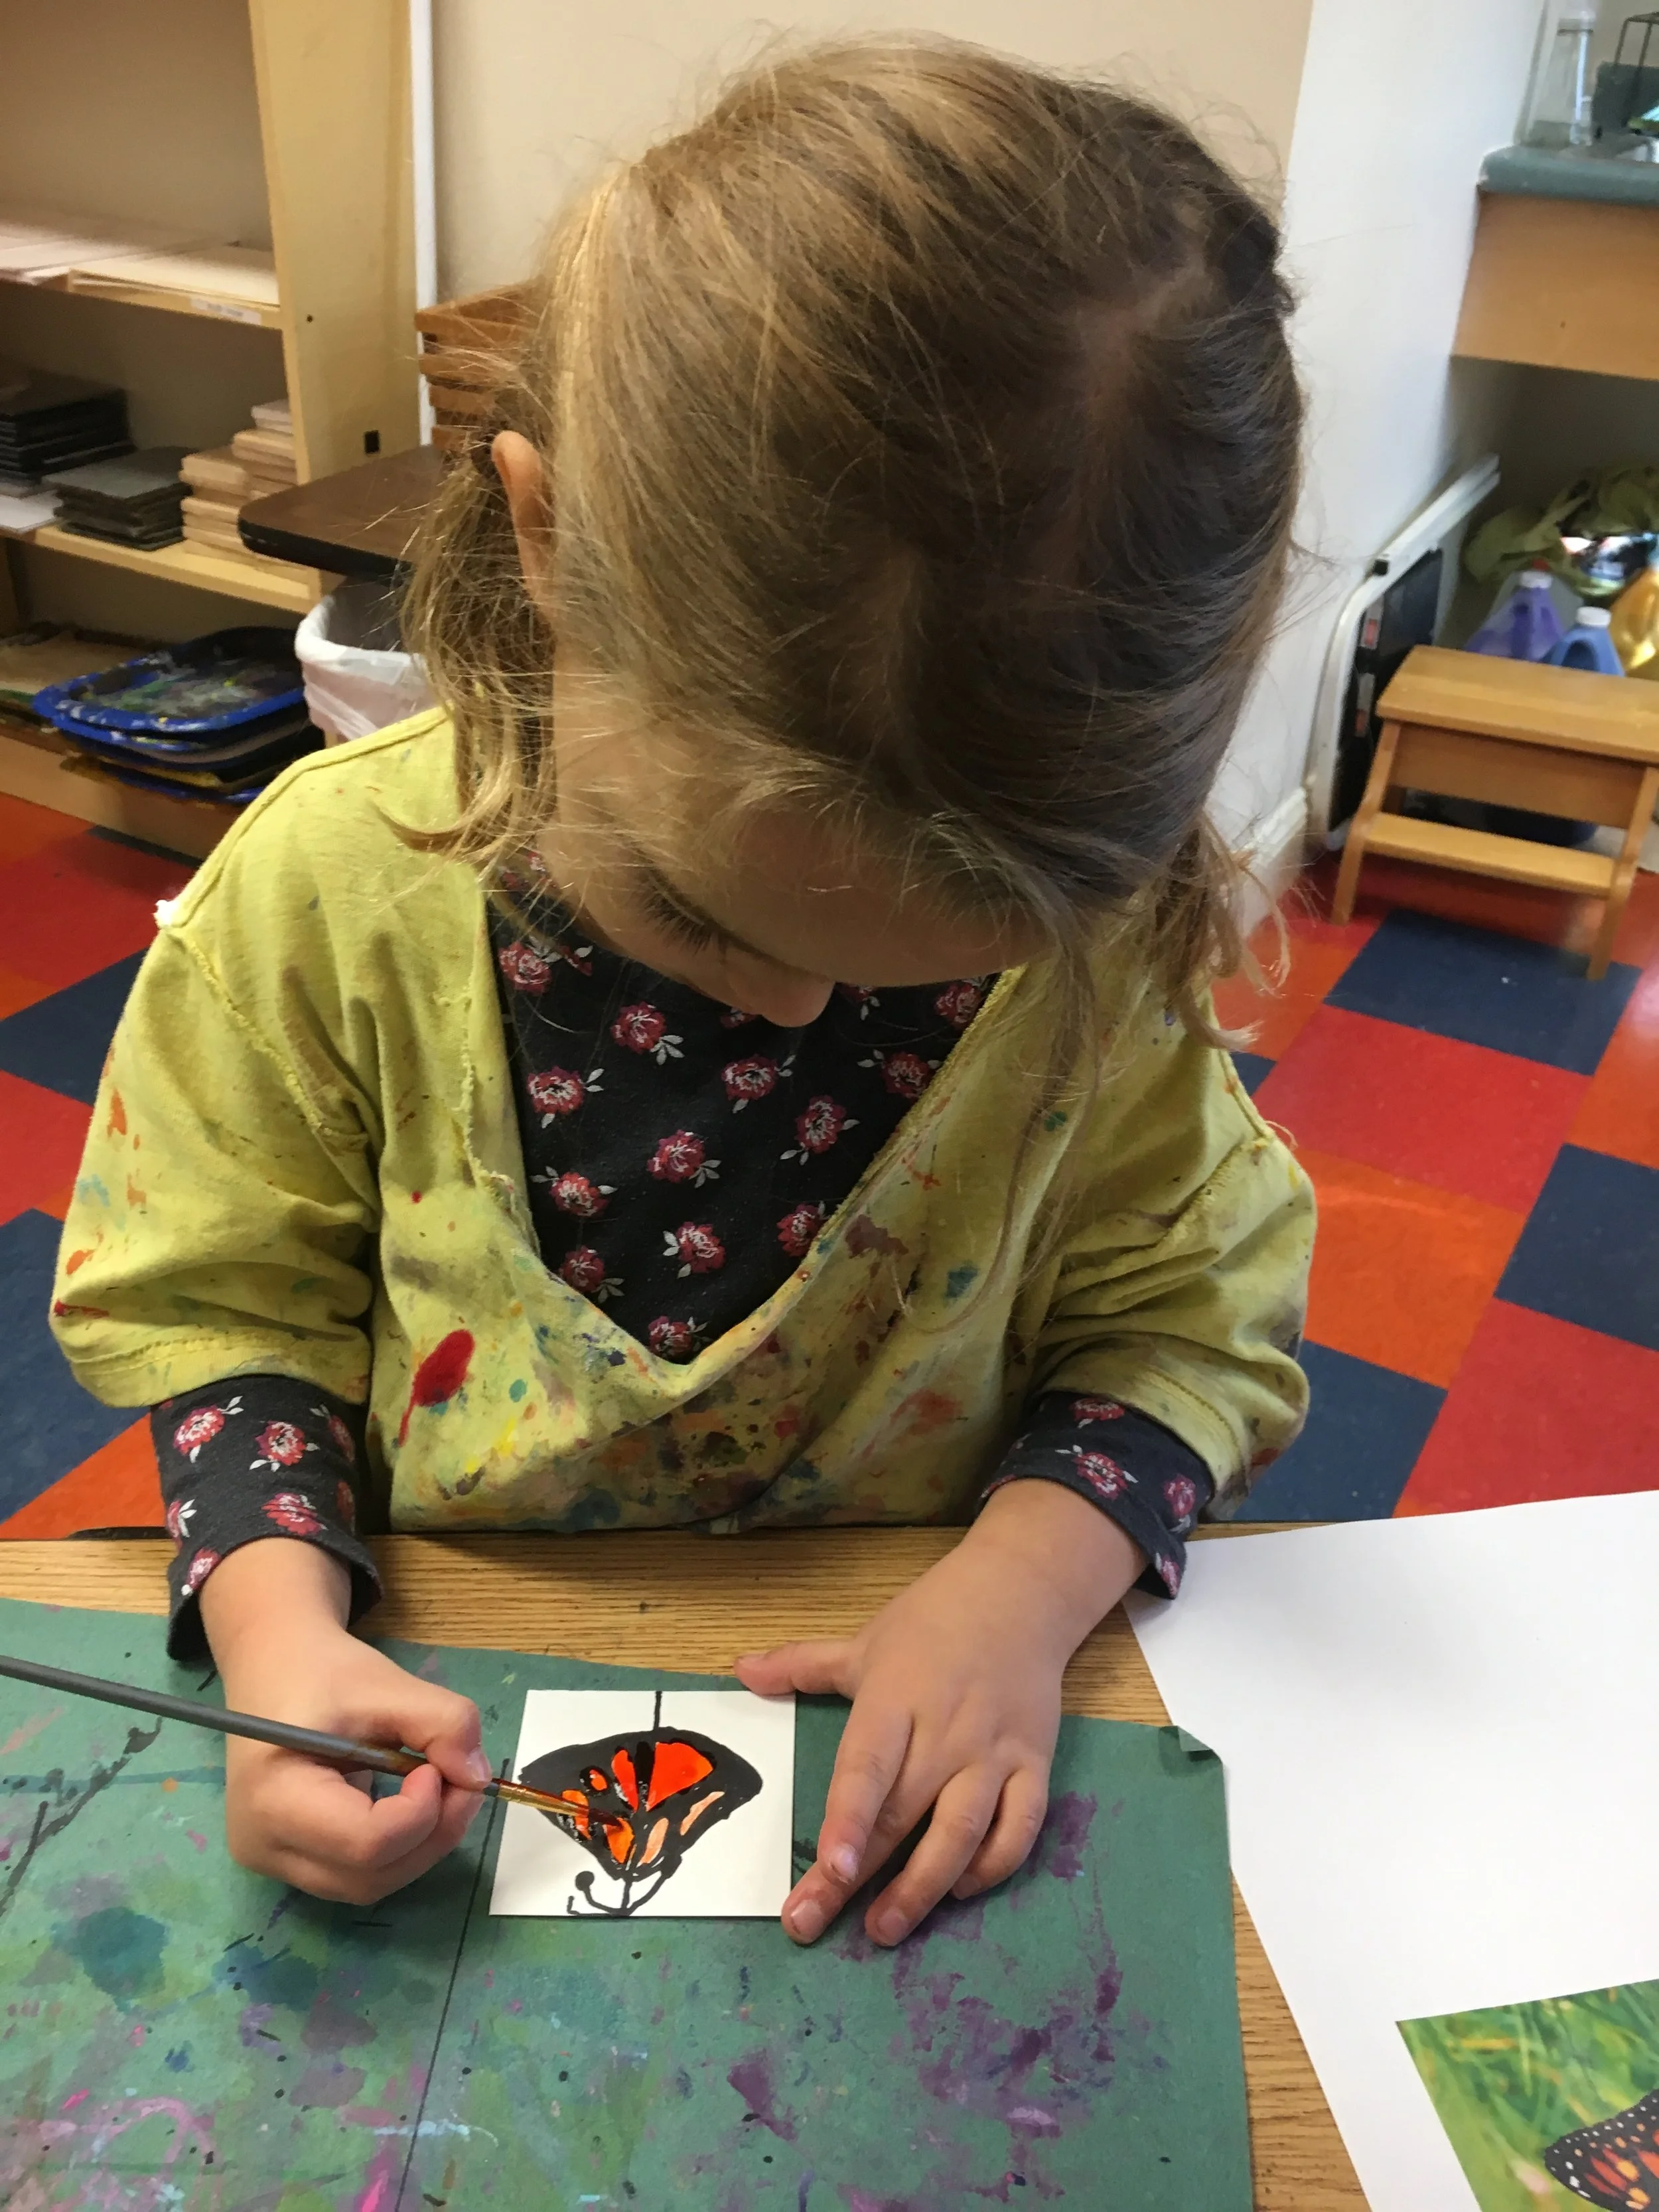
[0,1529,1365,2211]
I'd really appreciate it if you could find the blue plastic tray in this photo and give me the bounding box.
[33,625,302,735]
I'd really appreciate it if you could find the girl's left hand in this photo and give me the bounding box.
[735,1481,1145,1947]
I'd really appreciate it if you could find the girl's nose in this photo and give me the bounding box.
[742,972,836,1027]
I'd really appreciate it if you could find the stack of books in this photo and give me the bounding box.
[46,447,188,548]
[179,397,292,555]
[0,363,131,494]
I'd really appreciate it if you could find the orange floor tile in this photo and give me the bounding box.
[0,1417,163,1537]
[1297,1145,1526,1389]
[1569,965,1659,1172]
[0,791,84,869]
[1214,936,1364,1059]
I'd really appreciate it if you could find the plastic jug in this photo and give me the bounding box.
[1611,550,1659,679]
[1466,569,1565,662]
[1547,605,1625,676]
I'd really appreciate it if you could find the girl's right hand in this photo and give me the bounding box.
[203,1540,491,1904]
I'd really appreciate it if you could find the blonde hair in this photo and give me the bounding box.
[405,33,1301,1175]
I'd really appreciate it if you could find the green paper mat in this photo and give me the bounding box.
[0,1595,1248,2207]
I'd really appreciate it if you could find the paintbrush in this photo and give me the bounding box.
[0,1650,573,1817]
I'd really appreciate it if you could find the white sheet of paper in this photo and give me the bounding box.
[489,1688,796,1919]
[1127,1495,1659,2212]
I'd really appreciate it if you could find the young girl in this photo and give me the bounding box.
[52,36,1313,1947]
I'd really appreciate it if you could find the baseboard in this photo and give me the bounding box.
[1231,786,1311,934]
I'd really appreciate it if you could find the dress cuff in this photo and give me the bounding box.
[151,1378,383,1663]
[978,1390,1216,1600]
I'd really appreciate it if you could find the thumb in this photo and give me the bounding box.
[371,1678,492,1791]
[735,1640,859,1699]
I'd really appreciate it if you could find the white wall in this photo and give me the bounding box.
[1214,0,1541,850]
[434,2,1314,296]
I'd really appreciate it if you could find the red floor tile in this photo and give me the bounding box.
[0,832,188,992]
[1214,936,1366,1060]
[1397,1299,1659,1514]
[0,963,50,1021]
[1570,964,1659,1172]
[0,1418,163,1537]
[0,1069,92,1223]
[1298,1145,1525,1389]
[1256,1005,1587,1213]
[0,792,85,869]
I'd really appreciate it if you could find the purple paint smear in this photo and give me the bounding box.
[728,2048,799,2142]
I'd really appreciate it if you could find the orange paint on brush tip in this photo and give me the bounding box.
[397,1329,475,1445]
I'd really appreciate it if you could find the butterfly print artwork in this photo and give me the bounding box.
[1544,2089,1659,2209]
[518,1693,764,1917]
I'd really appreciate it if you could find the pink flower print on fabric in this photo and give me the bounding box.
[251,1420,315,1476]
[173,1396,242,1463]
[180,1548,220,1598]
[1163,1475,1200,1525]
[777,1200,826,1258]
[498,940,551,994]
[859,1047,936,1102]
[719,1006,757,1028]
[723,1054,784,1110]
[1157,1554,1182,1595]
[539,1170,614,1219]
[551,939,594,976]
[263,1491,323,1537]
[783,1095,856,1163]
[165,1497,196,1545]
[1064,1446,1136,1501]
[648,1130,719,1186]
[1072,1398,1126,1426]
[313,1406,356,1465]
[837,983,880,1019]
[666,1222,726,1277]
[559,1246,624,1303]
[335,1479,357,1531]
[611,1002,683,1063]
[934,979,985,1029]
[648,1315,706,1362]
[526,1067,601,1124]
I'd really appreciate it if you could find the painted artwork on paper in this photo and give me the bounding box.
[490,1687,794,1919]
[1401,1978,1659,2211]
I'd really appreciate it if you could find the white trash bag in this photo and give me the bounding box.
[295,581,433,743]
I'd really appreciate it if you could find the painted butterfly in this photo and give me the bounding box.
[519,1711,762,1917]
[1544,2087,1659,2208]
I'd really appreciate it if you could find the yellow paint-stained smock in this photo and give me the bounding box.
[50,711,1314,1535]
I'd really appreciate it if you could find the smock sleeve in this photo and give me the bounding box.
[48,915,381,1413]
[1026,995,1315,1513]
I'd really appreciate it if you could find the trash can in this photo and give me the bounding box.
[294,581,433,744]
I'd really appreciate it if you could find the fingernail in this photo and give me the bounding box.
[788,1897,826,1943]
[466,1751,494,1787]
[872,1907,908,1947]
[826,1845,859,1885]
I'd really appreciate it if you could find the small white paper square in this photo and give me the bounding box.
[489,1688,796,1919]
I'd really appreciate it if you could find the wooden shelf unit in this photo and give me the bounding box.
[26,523,325,617]
[1453,192,1659,383]
[1,0,417,630]
[1,256,282,333]
[0,713,240,859]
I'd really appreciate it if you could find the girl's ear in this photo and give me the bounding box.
[492,429,554,610]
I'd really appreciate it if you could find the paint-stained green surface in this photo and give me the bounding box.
[0,1597,1248,2208]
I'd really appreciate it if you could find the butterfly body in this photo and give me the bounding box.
[1544,2087,1659,2209]
[519,1722,762,1916]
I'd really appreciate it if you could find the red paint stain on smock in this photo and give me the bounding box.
[397,1329,476,1445]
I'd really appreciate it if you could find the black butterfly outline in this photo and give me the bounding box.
[1544,2085,1659,2208]
[518,1690,763,1917]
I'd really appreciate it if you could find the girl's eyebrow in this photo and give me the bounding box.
[620,838,772,962]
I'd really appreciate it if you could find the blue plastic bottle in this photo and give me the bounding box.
[1547,605,1625,676]
[1465,569,1564,662]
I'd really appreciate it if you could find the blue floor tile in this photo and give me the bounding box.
[1231,1051,1275,1096]
[1232,1341,1445,1521]
[1325,909,1636,1074]
[0,1209,133,1518]
[1497,1144,1659,1354]
[0,952,143,1104]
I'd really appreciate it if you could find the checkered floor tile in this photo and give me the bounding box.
[1,788,1656,1540]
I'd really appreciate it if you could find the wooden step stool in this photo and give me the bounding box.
[1333,645,1659,979]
